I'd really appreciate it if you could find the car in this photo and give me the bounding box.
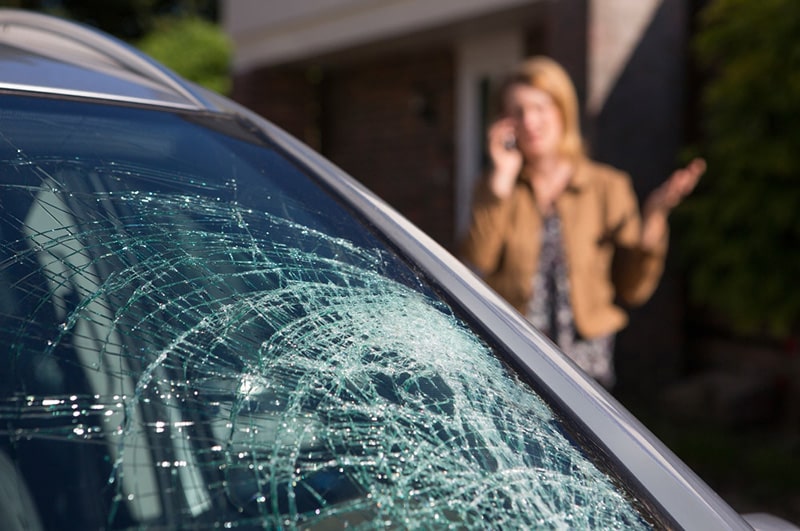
[0,8,796,531]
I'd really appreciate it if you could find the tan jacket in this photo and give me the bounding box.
[459,159,668,339]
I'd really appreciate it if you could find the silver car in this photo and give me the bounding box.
[0,8,795,531]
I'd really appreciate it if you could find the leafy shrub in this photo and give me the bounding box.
[675,0,800,336]
[137,16,231,95]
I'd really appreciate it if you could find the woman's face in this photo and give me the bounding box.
[504,83,564,160]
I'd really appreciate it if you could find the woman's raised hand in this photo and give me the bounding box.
[646,157,706,214]
[641,157,706,250]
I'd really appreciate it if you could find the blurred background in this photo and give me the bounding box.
[4,0,798,521]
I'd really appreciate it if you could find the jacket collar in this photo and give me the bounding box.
[568,158,591,191]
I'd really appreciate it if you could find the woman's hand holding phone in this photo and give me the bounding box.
[486,117,522,199]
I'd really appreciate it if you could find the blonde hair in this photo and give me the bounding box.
[501,56,586,161]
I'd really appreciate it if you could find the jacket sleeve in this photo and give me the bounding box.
[458,178,514,276]
[607,173,669,306]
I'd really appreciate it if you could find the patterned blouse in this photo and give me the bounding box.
[525,213,616,388]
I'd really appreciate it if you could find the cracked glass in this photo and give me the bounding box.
[0,95,661,529]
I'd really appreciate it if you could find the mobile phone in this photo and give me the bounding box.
[503,135,517,151]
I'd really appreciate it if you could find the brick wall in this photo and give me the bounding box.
[232,66,322,152]
[232,49,456,249]
[320,49,456,249]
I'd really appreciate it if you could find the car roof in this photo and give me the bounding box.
[0,8,214,111]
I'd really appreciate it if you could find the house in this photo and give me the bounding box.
[221,0,700,396]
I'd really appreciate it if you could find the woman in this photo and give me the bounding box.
[459,56,705,388]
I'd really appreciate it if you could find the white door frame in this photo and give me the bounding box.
[454,31,524,240]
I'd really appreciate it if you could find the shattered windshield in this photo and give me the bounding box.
[0,95,660,529]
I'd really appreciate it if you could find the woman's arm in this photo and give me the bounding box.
[458,178,514,275]
[458,117,524,274]
[612,158,706,305]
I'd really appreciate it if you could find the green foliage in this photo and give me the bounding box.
[14,1,229,94]
[674,0,800,336]
[40,0,219,41]
[136,16,231,95]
